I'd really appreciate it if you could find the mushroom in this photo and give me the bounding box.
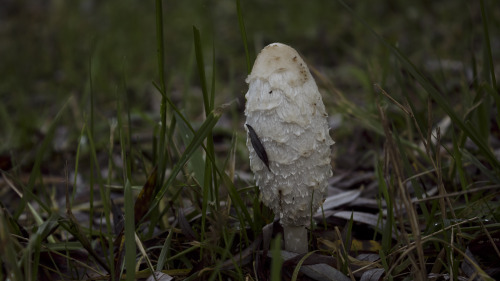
[244,43,334,253]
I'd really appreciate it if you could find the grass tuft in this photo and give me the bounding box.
[1,0,499,280]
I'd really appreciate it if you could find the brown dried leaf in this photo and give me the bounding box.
[134,166,158,224]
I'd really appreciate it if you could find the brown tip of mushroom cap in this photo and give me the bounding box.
[246,43,311,86]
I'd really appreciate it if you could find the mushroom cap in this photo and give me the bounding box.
[246,43,310,87]
[244,43,334,226]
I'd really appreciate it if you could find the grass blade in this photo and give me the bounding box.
[155,0,169,188]
[270,234,283,281]
[175,111,205,188]
[479,0,497,89]
[71,124,86,205]
[124,180,136,281]
[201,158,211,246]
[291,251,317,281]
[85,121,113,234]
[0,207,24,281]
[156,221,177,271]
[376,160,393,252]
[89,56,96,239]
[193,27,219,210]
[236,0,251,74]
[193,26,210,113]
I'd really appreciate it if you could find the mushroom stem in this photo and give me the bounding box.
[283,224,308,254]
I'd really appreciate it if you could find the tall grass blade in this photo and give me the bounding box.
[270,234,283,281]
[156,221,177,271]
[210,44,216,112]
[193,27,220,213]
[193,27,219,209]
[31,226,41,280]
[451,129,469,203]
[117,88,131,183]
[201,159,211,245]
[193,26,209,113]
[208,44,219,207]
[155,0,169,188]
[339,216,354,274]
[378,249,392,281]
[114,87,128,280]
[124,180,136,281]
[85,122,113,234]
[0,207,24,281]
[72,124,86,205]
[89,57,95,238]
[376,160,393,252]
[479,0,497,90]
[176,111,205,188]
[85,113,116,276]
[236,0,251,74]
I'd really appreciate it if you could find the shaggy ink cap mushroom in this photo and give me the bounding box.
[244,43,334,253]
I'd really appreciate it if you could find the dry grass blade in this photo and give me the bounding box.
[377,101,426,278]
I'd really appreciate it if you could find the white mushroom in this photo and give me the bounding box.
[244,43,334,253]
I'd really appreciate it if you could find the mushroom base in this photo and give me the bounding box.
[283,224,308,253]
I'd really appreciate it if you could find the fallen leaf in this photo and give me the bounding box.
[146,271,173,281]
[360,268,384,281]
[318,189,362,214]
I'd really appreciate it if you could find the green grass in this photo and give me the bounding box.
[0,0,499,280]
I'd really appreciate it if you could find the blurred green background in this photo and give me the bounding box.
[0,0,498,157]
